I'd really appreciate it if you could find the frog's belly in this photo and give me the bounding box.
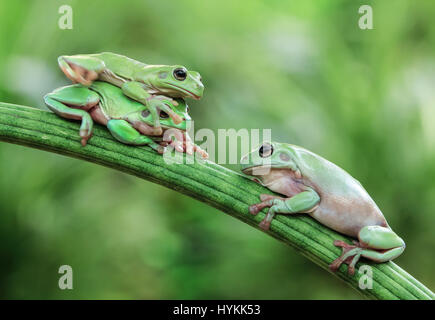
[309,195,388,238]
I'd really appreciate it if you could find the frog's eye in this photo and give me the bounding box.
[173,68,187,81]
[186,105,190,113]
[160,111,170,119]
[141,110,151,118]
[259,143,273,158]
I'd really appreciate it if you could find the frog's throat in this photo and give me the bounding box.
[241,165,272,186]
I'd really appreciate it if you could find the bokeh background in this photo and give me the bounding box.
[0,0,434,299]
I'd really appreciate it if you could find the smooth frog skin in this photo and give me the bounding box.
[44,81,208,158]
[57,52,204,131]
[240,142,405,275]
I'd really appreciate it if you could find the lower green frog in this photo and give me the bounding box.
[241,142,405,275]
[44,81,206,157]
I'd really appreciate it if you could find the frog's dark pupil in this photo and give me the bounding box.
[160,111,169,119]
[259,144,273,158]
[142,110,151,118]
[174,68,187,81]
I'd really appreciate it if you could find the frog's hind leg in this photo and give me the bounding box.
[330,226,405,275]
[58,55,105,86]
[44,85,100,146]
[107,119,164,153]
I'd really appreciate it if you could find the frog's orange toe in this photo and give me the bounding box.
[329,258,342,273]
[259,219,271,230]
[249,205,258,215]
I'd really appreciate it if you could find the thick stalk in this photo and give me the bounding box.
[0,102,433,300]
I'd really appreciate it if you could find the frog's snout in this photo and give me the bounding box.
[192,84,204,99]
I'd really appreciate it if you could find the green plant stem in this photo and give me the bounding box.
[0,102,433,300]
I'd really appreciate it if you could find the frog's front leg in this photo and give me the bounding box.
[121,82,182,130]
[250,188,320,230]
[58,55,106,86]
[107,119,164,153]
[330,226,405,275]
[44,85,100,146]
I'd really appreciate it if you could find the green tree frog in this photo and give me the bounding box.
[44,81,208,158]
[240,142,405,275]
[57,52,204,132]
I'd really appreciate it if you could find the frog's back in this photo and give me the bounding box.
[92,52,148,80]
[90,81,144,118]
[290,145,388,237]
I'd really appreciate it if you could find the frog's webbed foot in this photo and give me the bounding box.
[183,132,209,159]
[249,195,285,215]
[330,226,406,275]
[249,199,273,216]
[330,240,364,275]
[193,144,209,159]
[160,129,208,159]
[149,95,182,125]
[162,128,185,153]
[58,55,105,86]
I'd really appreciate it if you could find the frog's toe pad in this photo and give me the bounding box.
[79,129,92,146]
[249,204,261,215]
[259,219,271,230]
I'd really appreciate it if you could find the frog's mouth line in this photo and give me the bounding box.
[242,165,272,176]
[165,83,201,100]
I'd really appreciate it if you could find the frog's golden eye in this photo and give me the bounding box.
[259,143,273,158]
[141,110,151,118]
[160,111,170,119]
[173,68,187,81]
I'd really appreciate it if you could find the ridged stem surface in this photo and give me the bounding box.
[0,102,433,300]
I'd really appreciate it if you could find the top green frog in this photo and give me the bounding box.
[58,52,204,130]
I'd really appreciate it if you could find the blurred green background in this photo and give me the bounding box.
[0,0,434,299]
